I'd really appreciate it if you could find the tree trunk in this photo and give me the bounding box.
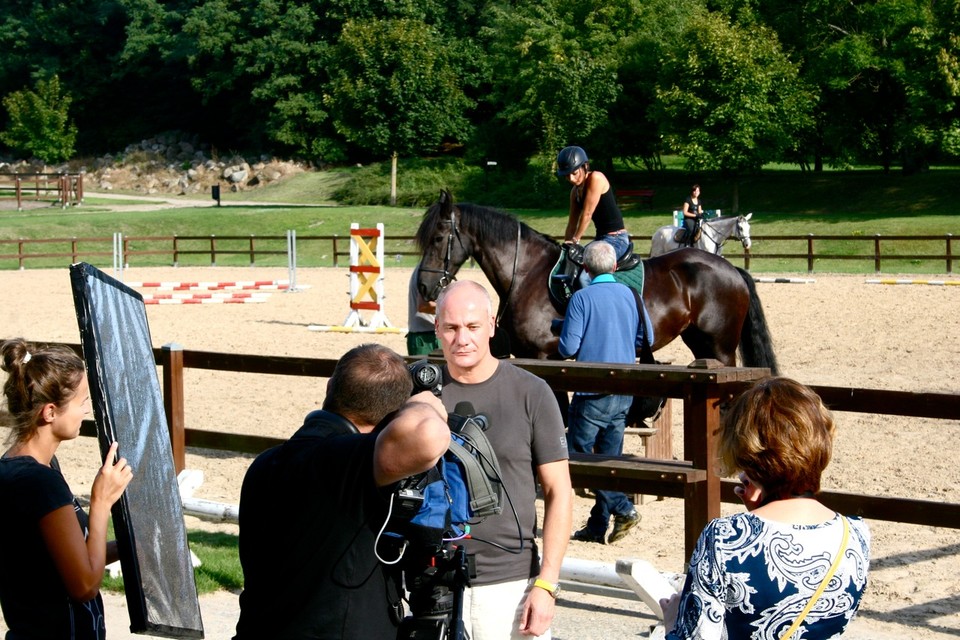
[390,151,398,206]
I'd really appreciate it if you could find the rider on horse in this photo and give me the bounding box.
[681,184,704,247]
[557,146,636,270]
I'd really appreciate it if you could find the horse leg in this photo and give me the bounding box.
[679,326,739,366]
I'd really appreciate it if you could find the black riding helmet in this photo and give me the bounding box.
[556,146,589,177]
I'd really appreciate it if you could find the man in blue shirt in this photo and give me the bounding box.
[558,241,642,544]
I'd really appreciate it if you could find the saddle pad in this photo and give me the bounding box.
[612,263,644,296]
[614,265,655,345]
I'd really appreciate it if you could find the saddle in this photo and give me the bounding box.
[673,224,702,246]
[617,242,642,271]
[548,244,585,308]
[548,243,643,310]
[548,245,655,360]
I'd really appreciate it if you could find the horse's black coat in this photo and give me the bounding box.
[416,190,777,375]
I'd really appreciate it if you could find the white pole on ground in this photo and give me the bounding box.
[113,232,124,280]
[286,229,300,292]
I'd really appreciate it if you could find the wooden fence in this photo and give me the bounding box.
[1,232,956,273]
[0,172,84,210]
[61,343,960,561]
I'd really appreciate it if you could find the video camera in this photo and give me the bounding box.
[409,359,443,397]
[388,360,503,640]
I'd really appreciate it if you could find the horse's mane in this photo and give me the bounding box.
[416,200,559,250]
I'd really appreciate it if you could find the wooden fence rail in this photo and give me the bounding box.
[0,172,84,210]
[60,343,960,561]
[1,232,955,273]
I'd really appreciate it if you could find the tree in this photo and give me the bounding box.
[1,75,77,163]
[479,0,627,164]
[656,13,815,208]
[0,0,140,152]
[722,0,960,171]
[592,0,708,171]
[324,18,476,204]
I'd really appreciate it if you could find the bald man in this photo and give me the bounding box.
[435,280,572,639]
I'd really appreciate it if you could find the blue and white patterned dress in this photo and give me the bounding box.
[666,512,870,640]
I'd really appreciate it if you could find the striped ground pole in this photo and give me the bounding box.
[865,279,960,286]
[307,324,403,334]
[126,281,300,292]
[141,292,271,301]
[126,279,289,289]
[154,284,292,291]
[143,296,270,305]
[753,277,817,284]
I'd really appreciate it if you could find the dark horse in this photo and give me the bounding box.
[416,191,778,373]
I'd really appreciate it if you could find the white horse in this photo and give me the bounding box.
[649,213,753,257]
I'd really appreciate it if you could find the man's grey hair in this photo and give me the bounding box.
[584,241,617,276]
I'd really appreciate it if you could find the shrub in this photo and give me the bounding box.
[1,75,78,164]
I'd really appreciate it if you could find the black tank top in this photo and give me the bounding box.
[578,181,625,237]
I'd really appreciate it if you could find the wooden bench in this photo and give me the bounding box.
[568,452,706,499]
[616,188,655,210]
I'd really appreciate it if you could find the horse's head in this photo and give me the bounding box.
[736,213,753,250]
[415,190,472,301]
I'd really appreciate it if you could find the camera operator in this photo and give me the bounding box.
[233,344,450,640]
[435,281,572,639]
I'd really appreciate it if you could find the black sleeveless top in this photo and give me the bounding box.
[577,177,625,237]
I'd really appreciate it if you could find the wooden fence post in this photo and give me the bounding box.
[161,343,186,474]
[681,361,724,563]
[947,234,953,274]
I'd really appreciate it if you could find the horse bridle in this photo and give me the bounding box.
[735,217,751,248]
[419,211,464,300]
[419,210,522,325]
[699,216,750,253]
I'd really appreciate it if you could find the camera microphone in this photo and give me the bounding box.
[453,401,475,417]
[451,402,489,432]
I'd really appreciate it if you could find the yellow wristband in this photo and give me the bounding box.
[533,578,560,598]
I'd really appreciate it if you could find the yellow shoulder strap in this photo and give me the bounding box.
[779,516,850,640]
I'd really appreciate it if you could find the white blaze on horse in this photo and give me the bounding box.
[649,213,753,258]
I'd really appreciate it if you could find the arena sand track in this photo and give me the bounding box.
[1,266,958,639]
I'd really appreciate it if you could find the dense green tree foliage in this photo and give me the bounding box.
[715,0,960,171]
[325,19,475,157]
[656,13,815,175]
[0,0,956,173]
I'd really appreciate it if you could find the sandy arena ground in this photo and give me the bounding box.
[1,264,958,639]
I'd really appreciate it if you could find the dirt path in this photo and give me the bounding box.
[1,265,958,638]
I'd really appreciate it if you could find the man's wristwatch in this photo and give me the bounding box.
[533,578,561,599]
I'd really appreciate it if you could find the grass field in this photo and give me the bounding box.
[100,527,242,596]
[1,163,958,274]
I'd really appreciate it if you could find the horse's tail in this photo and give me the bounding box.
[735,267,779,375]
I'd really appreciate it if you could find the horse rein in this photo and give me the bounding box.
[419,211,464,300]
[496,222,521,326]
[699,216,750,253]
